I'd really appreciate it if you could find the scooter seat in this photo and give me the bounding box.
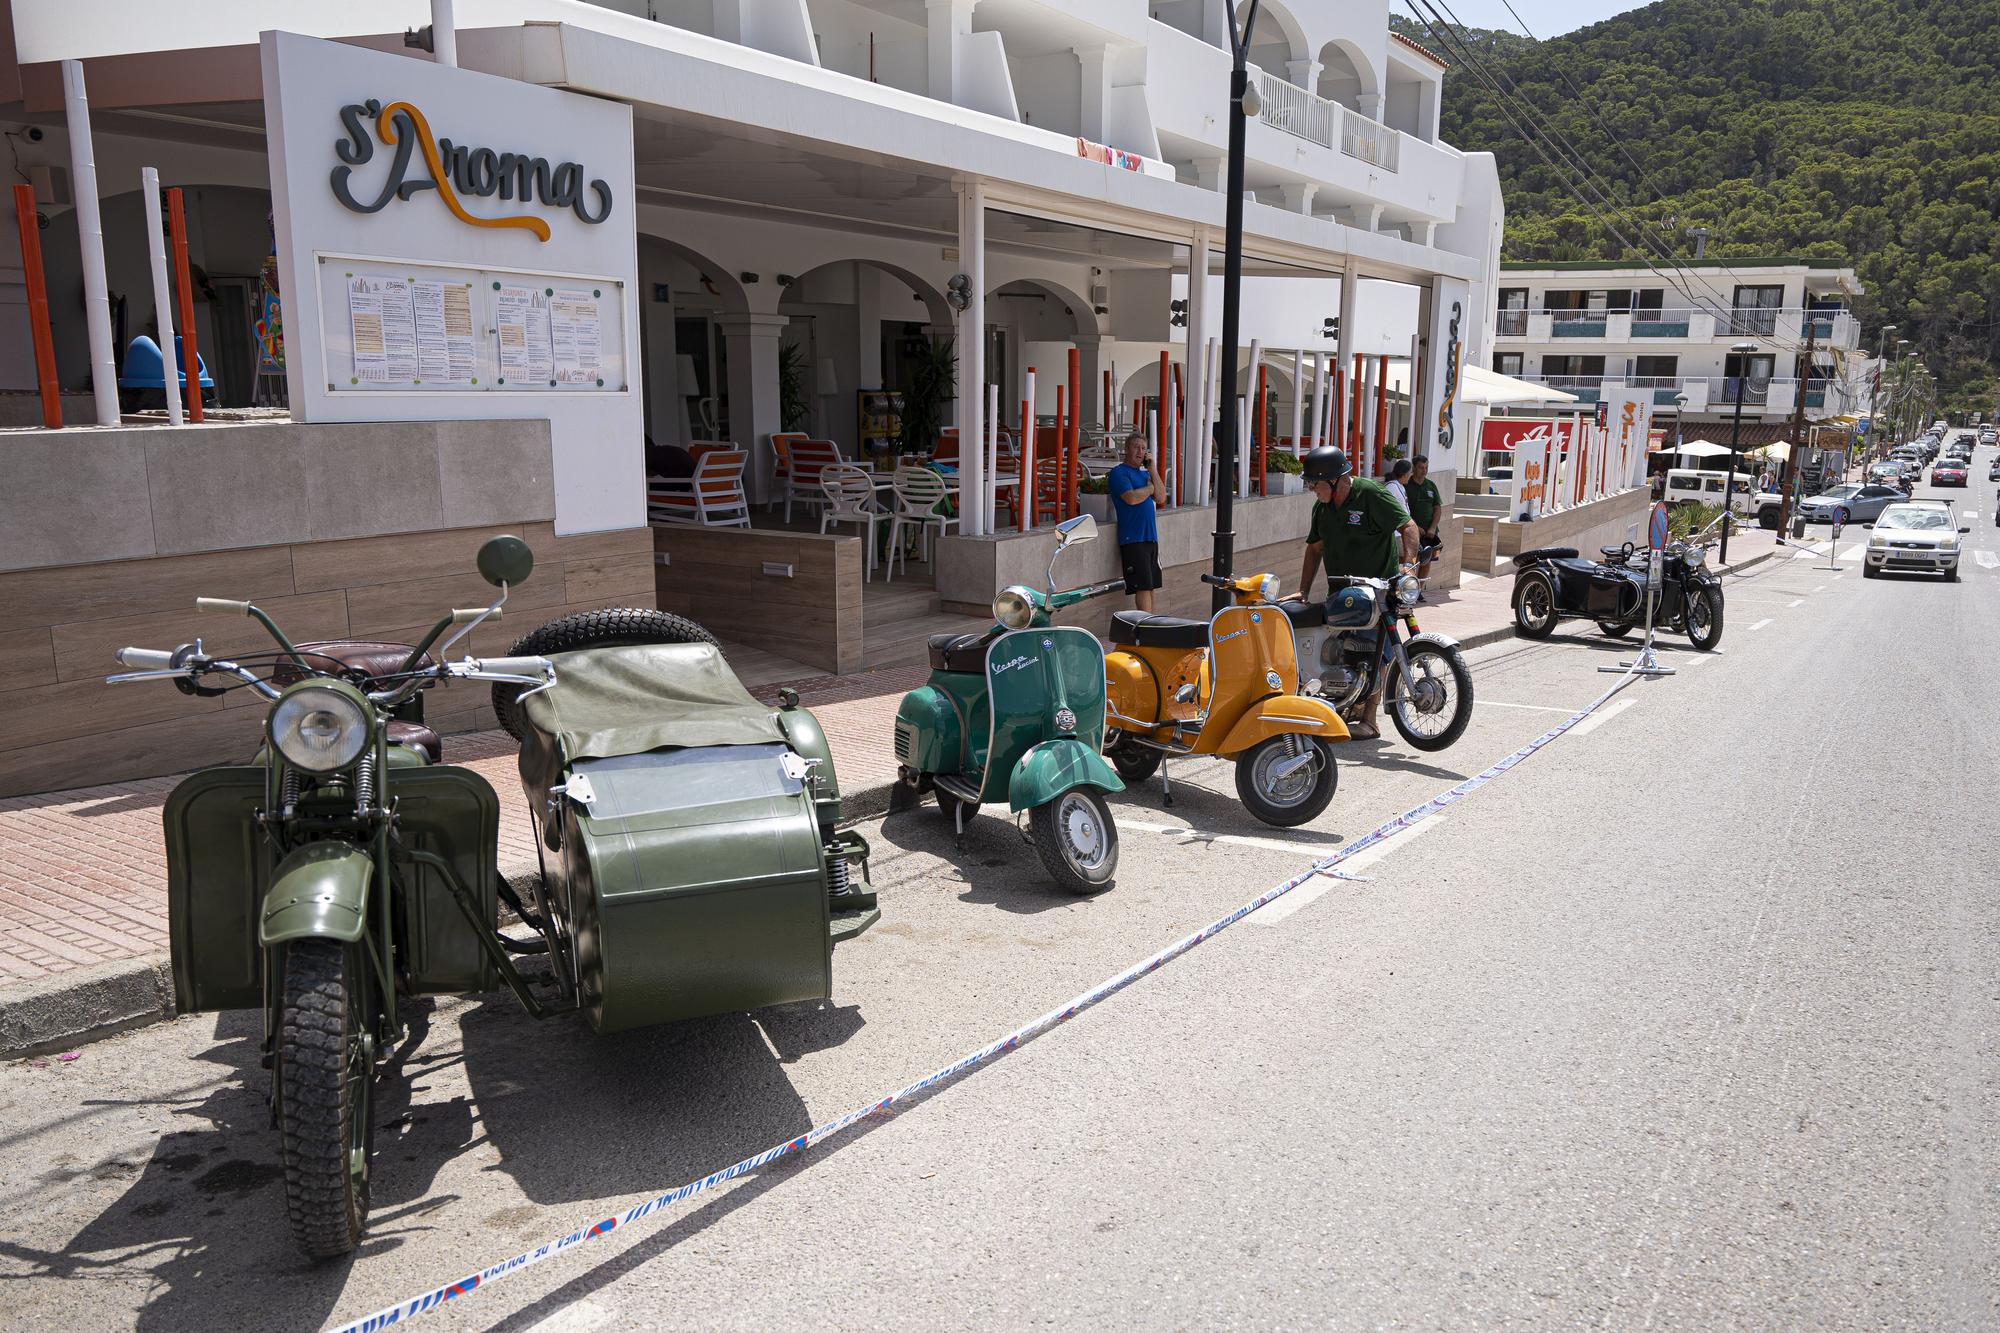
[927,632,992,674]
[1109,610,1209,649]
[276,639,436,686]
[387,720,442,764]
[1278,600,1325,628]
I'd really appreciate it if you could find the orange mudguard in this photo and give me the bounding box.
[1216,692,1349,755]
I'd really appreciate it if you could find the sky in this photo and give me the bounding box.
[1416,0,1654,38]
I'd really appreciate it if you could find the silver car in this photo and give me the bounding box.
[1863,502,1967,580]
[1797,483,1903,524]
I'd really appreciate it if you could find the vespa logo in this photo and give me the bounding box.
[992,654,1034,674]
[1215,628,1248,644]
[331,99,614,241]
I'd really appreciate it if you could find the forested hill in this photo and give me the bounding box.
[1394,0,2000,410]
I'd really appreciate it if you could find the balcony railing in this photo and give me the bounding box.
[1550,312,1607,338]
[1496,305,1857,347]
[1497,309,1528,336]
[1255,70,1400,172]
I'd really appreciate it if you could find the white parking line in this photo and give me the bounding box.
[1480,700,1583,714]
[1978,551,1999,570]
[1121,820,1336,860]
[1811,584,1828,592]
[1568,695,1640,735]
[1788,598,1805,607]
[1749,618,1773,631]
[1248,818,1448,924]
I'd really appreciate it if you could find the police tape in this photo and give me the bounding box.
[328,665,1649,1333]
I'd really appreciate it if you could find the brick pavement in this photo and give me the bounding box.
[0,533,1780,994]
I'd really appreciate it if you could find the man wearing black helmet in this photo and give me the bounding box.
[1296,445,1419,739]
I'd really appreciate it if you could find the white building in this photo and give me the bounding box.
[0,0,1510,793]
[1490,259,1871,444]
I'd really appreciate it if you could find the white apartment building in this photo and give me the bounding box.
[1490,259,1870,443]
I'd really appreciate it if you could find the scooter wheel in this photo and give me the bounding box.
[1108,739,1163,784]
[935,787,974,831]
[1029,788,1118,895]
[1597,620,1633,639]
[1235,736,1338,828]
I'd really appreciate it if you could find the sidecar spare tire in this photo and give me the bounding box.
[1513,569,1559,639]
[492,607,719,740]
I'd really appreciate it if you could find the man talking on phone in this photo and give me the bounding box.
[1108,431,1169,612]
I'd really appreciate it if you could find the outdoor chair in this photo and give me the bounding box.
[786,439,843,524]
[768,432,809,512]
[887,465,956,581]
[819,463,886,581]
[649,447,750,528]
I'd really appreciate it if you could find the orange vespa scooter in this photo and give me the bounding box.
[1102,572,1347,826]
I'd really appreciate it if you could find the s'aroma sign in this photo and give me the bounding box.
[330,99,613,241]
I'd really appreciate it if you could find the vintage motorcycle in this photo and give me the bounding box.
[894,514,1129,893]
[1279,568,1474,752]
[110,536,875,1259]
[1511,536,1725,650]
[1101,571,1346,827]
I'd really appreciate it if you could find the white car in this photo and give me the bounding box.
[1862,502,1968,581]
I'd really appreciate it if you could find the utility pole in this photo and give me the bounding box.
[1778,320,1816,531]
[1210,0,1261,611]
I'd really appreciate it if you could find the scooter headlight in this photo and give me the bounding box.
[993,585,1037,630]
[271,684,370,773]
[1394,573,1420,603]
[1257,574,1281,602]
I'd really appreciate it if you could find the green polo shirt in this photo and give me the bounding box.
[1310,477,1411,580]
[1405,476,1443,531]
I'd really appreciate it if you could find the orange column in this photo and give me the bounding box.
[1172,362,1186,508]
[167,188,203,423]
[1349,354,1365,457]
[1020,394,1034,527]
[1332,368,1344,454]
[1067,347,1082,519]
[13,185,60,428]
[1255,362,1269,494]
[1158,351,1172,507]
[1373,355,1389,467]
[1055,384,1068,522]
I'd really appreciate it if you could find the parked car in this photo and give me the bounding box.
[1797,483,1903,524]
[1865,463,1914,494]
[1987,458,1999,481]
[1932,459,1970,487]
[1862,502,1968,580]
[1485,465,1513,495]
[1662,468,1784,526]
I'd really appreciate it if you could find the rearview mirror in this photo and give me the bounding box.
[1861,523,1873,529]
[1054,513,1097,550]
[477,535,535,587]
[1960,526,1971,534]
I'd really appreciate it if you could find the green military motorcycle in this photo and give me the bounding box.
[894,514,1128,893]
[109,537,875,1259]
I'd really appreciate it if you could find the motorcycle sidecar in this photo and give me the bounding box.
[514,641,877,1033]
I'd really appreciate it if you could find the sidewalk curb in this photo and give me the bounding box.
[1,955,176,1059]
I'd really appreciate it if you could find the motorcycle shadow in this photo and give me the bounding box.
[13,1005,471,1333]
[455,989,856,1208]
[876,804,1106,915]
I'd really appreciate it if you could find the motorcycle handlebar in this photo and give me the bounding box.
[195,597,251,616]
[461,655,554,678]
[1199,573,1232,588]
[115,646,176,670]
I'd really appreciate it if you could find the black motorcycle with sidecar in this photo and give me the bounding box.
[1510,535,1725,650]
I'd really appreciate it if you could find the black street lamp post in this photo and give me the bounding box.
[1211,0,1261,611]
[1723,339,1756,564]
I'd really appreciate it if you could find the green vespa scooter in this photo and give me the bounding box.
[894,514,1128,893]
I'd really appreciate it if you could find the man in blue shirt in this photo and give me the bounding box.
[1107,432,1167,611]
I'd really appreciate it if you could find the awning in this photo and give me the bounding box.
[1674,439,1736,459]
[1461,364,1577,406]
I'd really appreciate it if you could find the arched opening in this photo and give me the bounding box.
[40,183,275,407]
[779,259,950,454]
[637,233,746,450]
[1239,0,1309,82]
[988,278,1094,426]
[1317,40,1380,115]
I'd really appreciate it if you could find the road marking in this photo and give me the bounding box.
[1811,584,1827,592]
[1788,598,1805,607]
[1248,818,1447,924]
[1481,699,1584,714]
[1978,551,1999,570]
[1568,695,1639,735]
[1122,819,1336,860]
[1749,618,1773,631]
[524,1299,618,1333]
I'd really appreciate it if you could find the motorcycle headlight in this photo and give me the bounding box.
[1257,573,1280,602]
[1394,573,1420,602]
[271,684,370,773]
[993,586,1037,630]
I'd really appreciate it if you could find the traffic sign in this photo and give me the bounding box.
[1649,501,1670,552]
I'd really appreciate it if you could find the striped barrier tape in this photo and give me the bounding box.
[328,663,1650,1333]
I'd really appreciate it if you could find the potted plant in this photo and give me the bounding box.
[1079,472,1113,523]
[1265,450,1305,496]
[778,342,809,434]
[898,337,956,461]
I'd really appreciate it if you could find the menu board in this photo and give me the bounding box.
[317,255,625,393]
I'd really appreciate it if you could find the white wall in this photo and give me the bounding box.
[807,0,928,97]
[1008,51,1082,136]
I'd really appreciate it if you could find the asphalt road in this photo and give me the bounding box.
[2,462,1995,1331]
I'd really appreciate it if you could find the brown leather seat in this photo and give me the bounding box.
[387,720,443,764]
[275,640,436,686]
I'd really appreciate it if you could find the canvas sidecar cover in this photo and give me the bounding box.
[514,642,868,1031]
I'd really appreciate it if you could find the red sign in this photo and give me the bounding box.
[1480,417,1570,455]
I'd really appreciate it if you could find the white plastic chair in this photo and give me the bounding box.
[819,463,885,581]
[887,465,956,581]
[649,448,750,528]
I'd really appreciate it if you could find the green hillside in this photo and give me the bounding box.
[1397,0,2000,411]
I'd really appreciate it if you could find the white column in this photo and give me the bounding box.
[429,0,458,66]
[1183,227,1211,506]
[1309,351,1328,450]
[62,62,118,427]
[956,180,987,535]
[1361,355,1379,474]
[1285,58,1322,90]
[927,0,974,103]
[1278,183,1318,215]
[1201,338,1219,504]
[718,313,790,504]
[1076,46,1108,142]
[1242,339,1262,497]
[1336,259,1359,452]
[140,168,181,427]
